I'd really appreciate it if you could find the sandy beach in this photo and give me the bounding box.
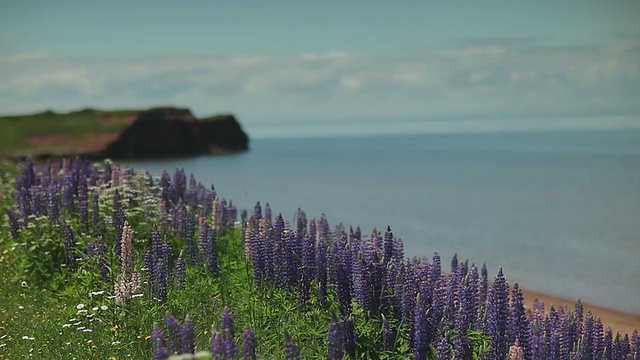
[521,288,640,336]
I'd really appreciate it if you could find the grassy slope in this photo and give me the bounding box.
[0,109,237,158]
[0,161,403,359]
[0,109,140,157]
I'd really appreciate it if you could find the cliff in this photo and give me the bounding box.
[100,108,249,159]
[0,107,249,160]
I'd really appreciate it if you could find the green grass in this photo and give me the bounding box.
[0,108,140,157]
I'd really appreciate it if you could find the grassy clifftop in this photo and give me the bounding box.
[0,108,244,160]
[0,108,140,158]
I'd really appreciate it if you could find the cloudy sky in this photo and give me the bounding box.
[1,1,639,136]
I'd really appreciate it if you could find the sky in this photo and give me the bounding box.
[1,1,640,136]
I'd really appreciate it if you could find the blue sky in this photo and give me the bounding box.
[1,1,639,136]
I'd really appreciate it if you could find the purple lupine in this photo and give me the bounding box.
[222,307,238,358]
[264,202,272,224]
[299,233,315,312]
[173,169,187,201]
[28,186,44,216]
[435,329,450,360]
[592,315,604,359]
[175,254,186,290]
[243,325,257,360]
[184,209,197,265]
[285,329,300,360]
[328,311,344,360]
[47,184,60,226]
[62,174,75,213]
[211,330,225,360]
[574,299,584,338]
[429,277,445,340]
[97,236,108,281]
[78,180,88,232]
[315,240,328,306]
[429,252,442,299]
[6,207,20,239]
[207,224,219,273]
[383,225,394,263]
[155,257,168,301]
[451,253,458,274]
[603,327,613,360]
[461,266,480,330]
[479,263,488,305]
[63,225,77,272]
[510,283,531,359]
[180,315,195,354]
[153,324,169,360]
[331,241,353,317]
[16,156,35,191]
[631,329,640,360]
[488,267,510,360]
[166,311,181,355]
[454,304,472,360]
[383,316,395,352]
[343,317,356,358]
[414,295,432,360]
[112,189,125,258]
[17,187,31,226]
[90,190,100,233]
[144,250,153,291]
[86,241,95,258]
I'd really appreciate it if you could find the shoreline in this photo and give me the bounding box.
[520,288,639,336]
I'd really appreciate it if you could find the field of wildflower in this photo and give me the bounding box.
[1,157,638,359]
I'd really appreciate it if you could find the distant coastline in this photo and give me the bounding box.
[0,107,249,161]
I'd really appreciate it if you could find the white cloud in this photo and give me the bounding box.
[0,41,639,128]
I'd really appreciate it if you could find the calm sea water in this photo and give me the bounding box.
[125,130,640,314]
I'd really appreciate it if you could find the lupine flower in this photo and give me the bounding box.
[120,224,134,275]
[414,295,432,360]
[243,325,257,360]
[47,184,60,226]
[153,324,169,360]
[488,267,510,360]
[343,317,356,358]
[180,315,195,354]
[96,236,108,281]
[383,225,394,263]
[383,316,395,352]
[86,241,95,257]
[206,225,218,273]
[211,329,224,360]
[175,254,186,290]
[631,329,639,359]
[435,330,450,360]
[264,202,272,223]
[166,312,181,355]
[63,225,77,272]
[222,307,238,358]
[112,190,125,258]
[315,241,328,306]
[510,284,530,358]
[284,329,300,360]
[328,311,344,360]
[509,344,524,360]
[90,190,100,233]
[6,207,21,239]
[78,182,88,231]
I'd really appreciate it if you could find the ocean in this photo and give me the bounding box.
[124,130,640,314]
